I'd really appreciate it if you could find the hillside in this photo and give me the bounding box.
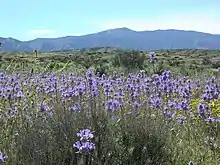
[1,28,220,52]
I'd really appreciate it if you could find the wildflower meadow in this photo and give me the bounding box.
[0,51,220,165]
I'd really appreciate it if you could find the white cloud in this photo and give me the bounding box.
[26,29,84,40]
[30,29,56,35]
[96,13,220,34]
[28,29,57,38]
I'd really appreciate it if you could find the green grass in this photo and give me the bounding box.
[1,48,220,75]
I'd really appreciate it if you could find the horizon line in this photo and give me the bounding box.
[1,27,219,42]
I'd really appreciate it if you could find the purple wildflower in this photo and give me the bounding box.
[149,52,157,63]
[77,129,94,141]
[40,102,49,112]
[197,103,207,118]
[105,99,120,112]
[0,152,8,163]
[73,141,96,153]
[177,116,186,124]
[86,69,94,78]
[69,104,81,111]
[205,117,215,123]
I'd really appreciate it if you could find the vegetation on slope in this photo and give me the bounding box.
[0,48,220,165]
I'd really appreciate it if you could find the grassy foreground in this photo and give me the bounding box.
[0,49,219,164]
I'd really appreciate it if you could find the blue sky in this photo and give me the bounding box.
[1,0,220,41]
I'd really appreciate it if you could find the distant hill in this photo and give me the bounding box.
[1,28,220,52]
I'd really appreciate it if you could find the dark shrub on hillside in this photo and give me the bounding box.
[211,61,220,69]
[112,50,146,69]
[202,56,212,65]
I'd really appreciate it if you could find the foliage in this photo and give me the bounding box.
[113,50,146,70]
[202,56,212,65]
[0,49,220,164]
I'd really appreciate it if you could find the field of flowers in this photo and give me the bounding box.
[0,57,220,164]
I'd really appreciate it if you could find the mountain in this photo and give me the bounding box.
[0,37,32,52]
[1,28,220,52]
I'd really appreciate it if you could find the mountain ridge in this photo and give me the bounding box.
[1,28,220,52]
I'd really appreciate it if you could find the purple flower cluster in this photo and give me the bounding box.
[0,152,8,163]
[73,129,95,153]
[0,69,219,128]
[149,52,158,63]
[1,69,220,164]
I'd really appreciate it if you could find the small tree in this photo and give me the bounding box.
[0,42,2,61]
[34,49,38,57]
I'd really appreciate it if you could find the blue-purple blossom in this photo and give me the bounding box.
[105,99,120,111]
[69,104,81,111]
[132,101,141,109]
[0,152,8,163]
[177,116,187,124]
[197,103,207,118]
[205,117,215,123]
[86,69,94,78]
[40,102,49,112]
[163,109,176,120]
[74,128,95,153]
[178,101,190,111]
[77,129,94,140]
[73,141,95,153]
[149,52,157,63]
